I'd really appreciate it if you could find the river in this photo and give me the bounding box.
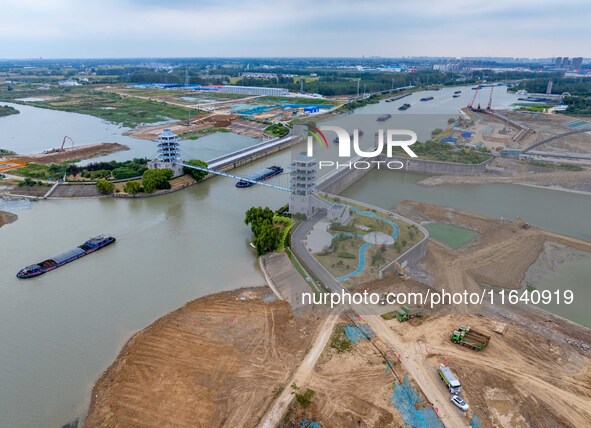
[1,86,590,426]
[0,102,261,163]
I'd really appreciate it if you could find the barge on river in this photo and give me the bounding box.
[16,235,116,279]
[235,166,283,188]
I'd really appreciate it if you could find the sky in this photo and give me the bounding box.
[1,0,590,59]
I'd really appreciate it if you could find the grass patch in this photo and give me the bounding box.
[0,86,197,128]
[330,325,353,353]
[514,102,554,112]
[337,251,356,259]
[411,140,492,164]
[528,160,583,172]
[264,123,289,137]
[179,126,230,140]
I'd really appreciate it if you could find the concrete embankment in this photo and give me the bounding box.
[316,155,493,196]
[391,155,492,176]
[46,134,298,199]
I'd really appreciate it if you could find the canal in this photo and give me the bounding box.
[1,86,590,426]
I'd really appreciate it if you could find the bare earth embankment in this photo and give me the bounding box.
[15,143,128,164]
[419,169,591,192]
[0,210,17,228]
[85,288,320,428]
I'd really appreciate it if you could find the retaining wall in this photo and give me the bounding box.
[389,155,492,176]
[315,156,374,194]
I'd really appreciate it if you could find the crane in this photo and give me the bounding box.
[468,85,480,109]
[487,85,494,110]
[60,136,74,151]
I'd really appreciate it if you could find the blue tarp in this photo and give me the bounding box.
[344,324,374,343]
[390,375,444,428]
[440,136,457,144]
[301,420,321,428]
[470,414,484,428]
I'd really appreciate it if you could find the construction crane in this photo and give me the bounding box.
[60,136,74,151]
[468,85,480,109]
[487,85,494,110]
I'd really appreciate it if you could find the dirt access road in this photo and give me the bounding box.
[259,312,340,428]
[290,213,469,427]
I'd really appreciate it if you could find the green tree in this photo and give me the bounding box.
[124,180,141,194]
[183,159,208,181]
[96,179,114,194]
[371,252,386,267]
[142,168,173,193]
[244,206,282,255]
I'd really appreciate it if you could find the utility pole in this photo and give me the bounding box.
[357,79,360,98]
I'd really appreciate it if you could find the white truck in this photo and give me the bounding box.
[438,364,461,394]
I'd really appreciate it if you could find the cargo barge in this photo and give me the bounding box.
[398,103,411,111]
[377,114,392,122]
[16,235,116,279]
[236,166,283,188]
[420,96,434,101]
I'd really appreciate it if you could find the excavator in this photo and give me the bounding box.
[59,136,74,152]
[394,260,409,280]
[44,136,74,154]
[516,216,530,230]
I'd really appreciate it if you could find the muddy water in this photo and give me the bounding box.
[1,87,590,427]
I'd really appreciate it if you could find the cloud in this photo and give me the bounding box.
[0,0,588,58]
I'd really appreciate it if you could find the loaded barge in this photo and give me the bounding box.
[236,166,283,188]
[16,235,116,279]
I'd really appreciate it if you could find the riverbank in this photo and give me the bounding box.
[394,200,591,293]
[417,169,591,194]
[84,287,320,427]
[0,210,17,228]
[14,142,129,164]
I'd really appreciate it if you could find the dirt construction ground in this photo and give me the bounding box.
[15,143,128,164]
[394,200,591,292]
[396,313,591,428]
[279,320,406,428]
[85,288,320,428]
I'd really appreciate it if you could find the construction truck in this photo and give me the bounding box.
[395,306,423,322]
[438,364,461,394]
[451,326,490,351]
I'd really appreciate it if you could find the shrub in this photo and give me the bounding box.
[96,179,114,194]
[124,180,142,194]
[142,168,172,193]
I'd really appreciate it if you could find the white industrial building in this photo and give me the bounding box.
[220,85,289,96]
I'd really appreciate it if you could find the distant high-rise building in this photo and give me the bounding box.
[572,57,583,70]
[562,57,570,67]
[555,57,562,66]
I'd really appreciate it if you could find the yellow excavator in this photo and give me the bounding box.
[394,260,409,280]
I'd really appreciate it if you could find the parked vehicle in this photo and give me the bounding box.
[438,364,461,394]
[395,305,423,322]
[451,326,490,351]
[451,395,470,411]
